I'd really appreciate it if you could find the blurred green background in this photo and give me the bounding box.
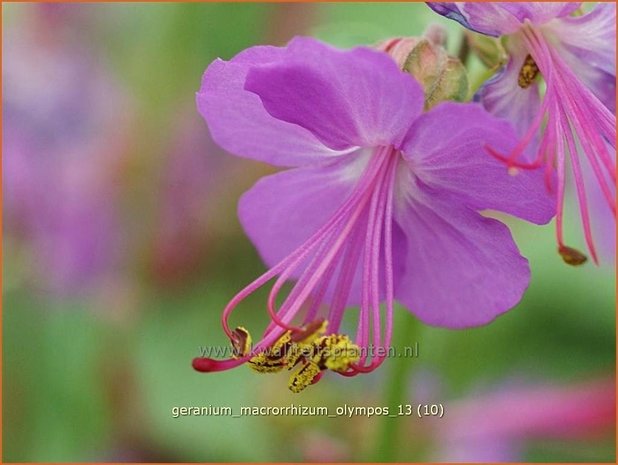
[3,3,615,462]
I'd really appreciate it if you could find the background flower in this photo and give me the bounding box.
[3,6,132,296]
[428,2,616,265]
[430,377,615,462]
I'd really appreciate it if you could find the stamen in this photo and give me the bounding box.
[303,242,345,325]
[558,245,588,266]
[231,326,252,358]
[264,218,350,335]
[248,331,292,373]
[352,150,399,373]
[289,361,321,393]
[286,320,329,367]
[326,224,365,331]
[558,66,617,215]
[238,320,362,392]
[554,118,568,255]
[219,154,385,340]
[488,25,616,264]
[318,334,361,372]
[258,153,389,340]
[195,145,400,390]
[517,54,539,88]
[288,333,361,392]
[230,319,362,391]
[559,115,599,265]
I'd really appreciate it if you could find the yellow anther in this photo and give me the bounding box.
[285,320,329,368]
[248,331,292,373]
[240,321,360,392]
[288,361,321,393]
[285,343,312,370]
[230,326,252,358]
[518,54,539,89]
[247,352,288,373]
[318,334,361,372]
[271,331,292,354]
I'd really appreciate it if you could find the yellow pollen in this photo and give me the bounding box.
[236,321,361,392]
[285,342,313,370]
[247,352,288,373]
[248,331,292,373]
[518,54,539,89]
[317,334,361,372]
[288,361,321,393]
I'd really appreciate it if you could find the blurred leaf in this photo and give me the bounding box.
[526,437,616,462]
[312,2,463,51]
[134,287,275,461]
[3,292,112,461]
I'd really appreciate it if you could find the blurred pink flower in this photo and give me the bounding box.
[149,112,226,285]
[300,431,350,462]
[430,3,616,265]
[431,377,615,462]
[3,9,132,296]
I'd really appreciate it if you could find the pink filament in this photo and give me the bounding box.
[350,149,398,373]
[195,146,400,374]
[487,24,616,262]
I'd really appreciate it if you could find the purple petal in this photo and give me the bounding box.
[494,2,581,24]
[427,2,517,36]
[401,102,555,225]
[429,2,581,36]
[550,3,615,75]
[572,67,616,114]
[244,37,424,150]
[547,3,616,111]
[425,3,485,35]
[239,154,355,266]
[475,38,543,140]
[238,151,364,299]
[393,189,530,328]
[197,45,345,168]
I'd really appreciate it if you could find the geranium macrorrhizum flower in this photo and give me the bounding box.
[193,37,554,392]
[428,2,616,265]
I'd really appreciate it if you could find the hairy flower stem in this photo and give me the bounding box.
[372,311,418,462]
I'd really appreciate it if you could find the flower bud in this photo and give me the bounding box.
[423,23,447,47]
[378,26,469,111]
[402,39,470,109]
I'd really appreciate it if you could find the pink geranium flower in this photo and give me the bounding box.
[429,2,616,265]
[193,37,554,391]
